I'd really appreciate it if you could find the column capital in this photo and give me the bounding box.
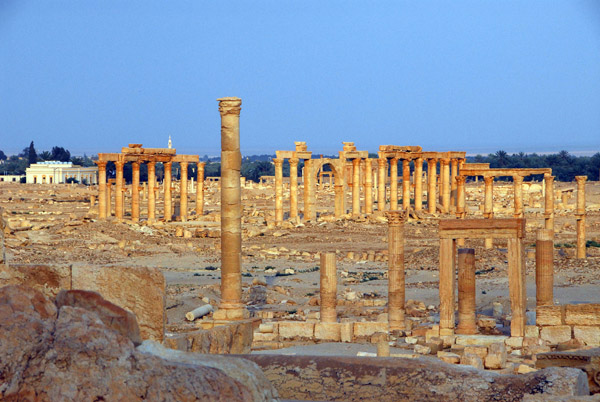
[513,175,524,183]
[352,158,361,166]
[456,175,466,185]
[378,158,386,166]
[180,161,189,167]
[289,157,299,165]
[441,158,450,165]
[484,176,495,184]
[385,210,406,224]
[197,161,205,170]
[273,158,283,167]
[575,175,587,183]
[217,97,242,116]
[95,160,107,169]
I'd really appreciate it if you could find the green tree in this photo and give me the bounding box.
[0,150,6,161]
[51,146,71,162]
[27,141,37,166]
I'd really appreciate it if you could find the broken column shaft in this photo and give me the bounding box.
[544,174,554,231]
[576,176,587,259]
[536,229,554,307]
[320,252,337,323]
[386,210,406,331]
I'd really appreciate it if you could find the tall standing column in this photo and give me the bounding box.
[364,159,373,214]
[147,161,156,223]
[439,237,456,332]
[131,161,140,222]
[274,158,284,223]
[180,161,189,222]
[390,158,398,210]
[377,158,386,211]
[456,248,477,335]
[106,180,112,217]
[441,158,451,213]
[320,252,337,323]
[289,158,299,219]
[576,176,587,259]
[536,229,554,307]
[196,162,205,217]
[352,158,361,217]
[96,161,107,219]
[402,159,410,209]
[544,174,554,231]
[386,210,406,331]
[427,159,437,214]
[115,161,124,220]
[456,176,466,218]
[450,158,458,209]
[484,176,494,249]
[164,162,172,221]
[414,157,423,211]
[305,158,316,221]
[513,175,524,218]
[215,96,247,320]
[334,184,343,218]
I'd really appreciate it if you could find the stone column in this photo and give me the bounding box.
[364,159,373,214]
[484,176,494,249]
[196,162,205,217]
[147,161,156,223]
[390,158,398,210]
[215,96,247,320]
[131,161,140,222]
[450,158,458,209]
[115,161,124,220]
[513,175,524,218]
[536,229,554,307]
[456,176,466,218]
[305,158,316,221]
[441,158,451,213]
[386,210,406,331]
[274,158,284,223]
[576,176,587,259]
[456,248,477,335]
[106,180,112,217]
[377,158,386,211]
[402,159,410,210]
[544,174,554,231]
[96,161,107,219]
[334,184,343,218]
[289,158,299,219]
[414,157,423,211]
[180,161,189,222]
[164,162,172,221]
[427,159,437,214]
[352,158,361,217]
[320,252,337,323]
[439,237,456,333]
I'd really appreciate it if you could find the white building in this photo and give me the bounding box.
[0,175,25,183]
[26,161,98,184]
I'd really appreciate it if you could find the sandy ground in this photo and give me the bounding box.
[1,180,599,336]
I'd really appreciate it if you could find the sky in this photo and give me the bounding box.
[1,1,599,157]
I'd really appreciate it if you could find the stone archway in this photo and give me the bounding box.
[312,158,345,218]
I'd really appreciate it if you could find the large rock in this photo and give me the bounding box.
[165,320,253,354]
[0,285,277,401]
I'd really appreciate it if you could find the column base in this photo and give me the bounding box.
[455,325,478,335]
[214,304,250,321]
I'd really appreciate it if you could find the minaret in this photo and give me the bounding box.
[168,135,172,149]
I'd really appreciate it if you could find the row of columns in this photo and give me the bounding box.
[96,160,205,223]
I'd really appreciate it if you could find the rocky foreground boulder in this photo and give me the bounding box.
[0,285,277,401]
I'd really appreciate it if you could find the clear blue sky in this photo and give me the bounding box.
[1,1,599,157]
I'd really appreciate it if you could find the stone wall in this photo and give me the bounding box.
[0,263,165,341]
[165,320,254,354]
[536,304,600,347]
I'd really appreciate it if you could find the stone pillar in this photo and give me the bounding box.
[441,158,450,213]
[305,158,316,221]
[484,176,494,249]
[456,248,477,335]
[164,162,172,221]
[196,162,205,217]
[215,96,247,320]
[115,161,124,220]
[536,229,554,307]
[90,194,96,208]
[274,158,284,223]
[402,159,410,210]
[96,161,107,219]
[414,157,423,211]
[513,175,524,218]
[364,159,373,214]
[450,158,458,209]
[320,252,337,323]
[131,161,140,222]
[352,158,361,217]
[377,158,386,211]
[544,174,554,231]
[427,159,437,214]
[390,158,398,210]
[289,158,299,219]
[576,176,587,259]
[439,237,456,332]
[386,210,406,331]
[334,184,343,218]
[147,161,156,223]
[105,180,112,217]
[456,176,466,218]
[180,161,189,222]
